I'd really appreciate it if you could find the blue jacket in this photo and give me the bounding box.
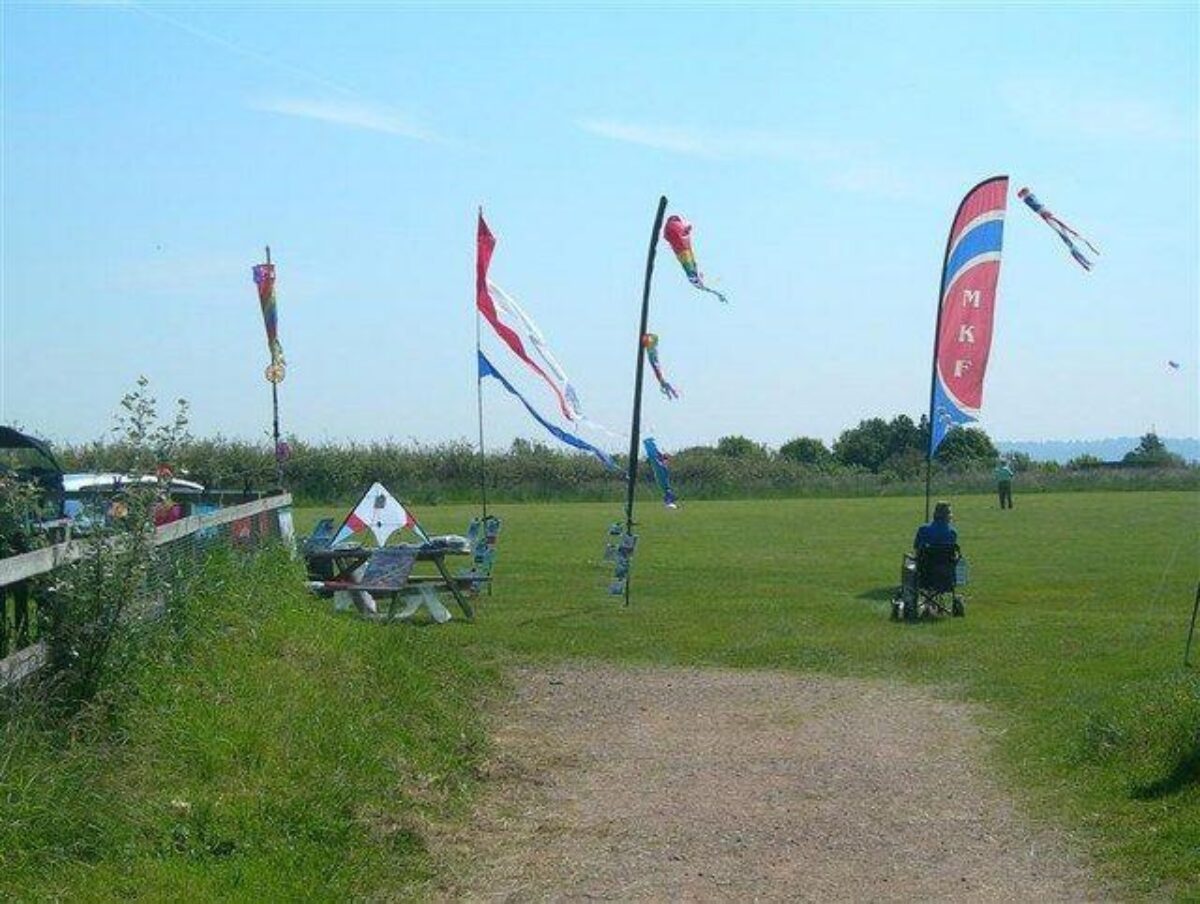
[914,520,957,549]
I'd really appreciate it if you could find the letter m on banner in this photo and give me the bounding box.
[929,176,1009,455]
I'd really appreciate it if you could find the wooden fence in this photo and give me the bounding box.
[0,494,293,688]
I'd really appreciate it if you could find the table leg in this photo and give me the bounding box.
[433,555,474,621]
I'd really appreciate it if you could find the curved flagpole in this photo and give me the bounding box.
[623,195,669,606]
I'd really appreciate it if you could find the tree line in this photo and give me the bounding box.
[51,416,1194,506]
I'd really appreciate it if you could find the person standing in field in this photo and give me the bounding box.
[994,460,1014,509]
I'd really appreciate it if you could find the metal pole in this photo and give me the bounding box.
[623,195,669,607]
[475,217,488,520]
[266,245,284,491]
[1185,582,1200,668]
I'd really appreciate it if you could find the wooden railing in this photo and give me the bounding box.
[0,494,293,688]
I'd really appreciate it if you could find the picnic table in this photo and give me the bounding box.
[305,540,477,623]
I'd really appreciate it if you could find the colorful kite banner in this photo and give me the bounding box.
[488,279,585,419]
[477,214,573,419]
[641,333,680,399]
[334,481,429,546]
[478,350,618,471]
[252,262,286,383]
[929,176,1009,456]
[662,215,727,303]
[1017,187,1099,271]
[643,437,677,508]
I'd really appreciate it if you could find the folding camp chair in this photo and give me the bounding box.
[300,517,339,577]
[892,543,965,621]
[457,515,502,595]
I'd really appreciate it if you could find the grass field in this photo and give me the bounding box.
[2,491,1195,900]
[298,490,1200,897]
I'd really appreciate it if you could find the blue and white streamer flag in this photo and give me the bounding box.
[478,351,618,471]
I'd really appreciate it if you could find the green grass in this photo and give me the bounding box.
[301,490,1199,897]
[0,548,499,901]
[2,491,1196,899]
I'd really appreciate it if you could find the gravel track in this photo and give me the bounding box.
[434,664,1102,902]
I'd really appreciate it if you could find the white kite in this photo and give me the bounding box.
[333,482,429,546]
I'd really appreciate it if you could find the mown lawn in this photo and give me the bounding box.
[300,489,1200,898]
[2,491,1195,900]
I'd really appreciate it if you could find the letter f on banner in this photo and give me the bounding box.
[929,176,1009,457]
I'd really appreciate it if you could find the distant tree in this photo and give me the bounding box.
[509,438,551,457]
[833,418,892,472]
[833,415,928,474]
[1008,451,1034,472]
[715,435,768,459]
[778,437,833,468]
[1066,453,1104,470]
[935,427,999,468]
[887,415,926,461]
[1123,431,1185,468]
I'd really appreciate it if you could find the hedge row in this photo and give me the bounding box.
[55,438,1200,506]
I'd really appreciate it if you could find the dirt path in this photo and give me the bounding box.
[435,664,1102,902]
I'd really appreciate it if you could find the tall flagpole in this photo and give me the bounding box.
[476,315,488,519]
[924,223,952,524]
[266,245,283,491]
[475,209,489,519]
[623,195,669,606]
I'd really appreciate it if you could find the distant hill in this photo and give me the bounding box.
[995,437,1200,464]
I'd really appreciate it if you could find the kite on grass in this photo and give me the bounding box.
[1017,187,1099,271]
[663,215,727,303]
[643,437,677,508]
[642,333,680,400]
[334,482,429,546]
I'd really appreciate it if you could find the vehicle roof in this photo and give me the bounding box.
[0,426,63,472]
[62,473,205,493]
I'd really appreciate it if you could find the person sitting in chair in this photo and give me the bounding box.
[914,500,957,550]
[896,500,964,620]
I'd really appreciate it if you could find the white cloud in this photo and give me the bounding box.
[576,118,916,198]
[1000,77,1190,143]
[253,97,439,142]
[576,117,844,162]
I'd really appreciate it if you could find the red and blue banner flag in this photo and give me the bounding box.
[478,350,618,472]
[477,213,573,420]
[929,176,1009,456]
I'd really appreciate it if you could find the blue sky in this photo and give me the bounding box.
[2,3,1196,453]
